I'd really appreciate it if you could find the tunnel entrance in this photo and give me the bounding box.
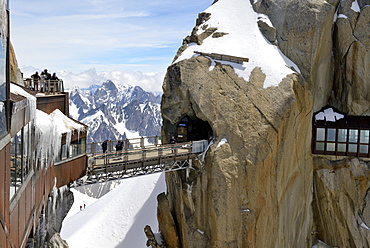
[176,116,213,142]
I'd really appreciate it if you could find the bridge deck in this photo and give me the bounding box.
[78,140,208,184]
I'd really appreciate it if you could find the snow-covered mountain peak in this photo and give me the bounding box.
[69,80,162,143]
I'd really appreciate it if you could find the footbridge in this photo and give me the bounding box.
[75,139,209,185]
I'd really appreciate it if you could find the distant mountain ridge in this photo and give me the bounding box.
[68,80,162,143]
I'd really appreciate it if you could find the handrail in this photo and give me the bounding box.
[87,135,162,155]
[23,78,64,94]
[87,140,207,171]
[73,139,209,185]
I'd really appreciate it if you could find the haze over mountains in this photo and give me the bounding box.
[20,66,165,93]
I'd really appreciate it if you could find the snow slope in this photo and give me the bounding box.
[61,173,166,248]
[175,0,299,88]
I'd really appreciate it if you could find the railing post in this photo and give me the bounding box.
[109,140,113,153]
[140,137,144,148]
[125,139,129,151]
[61,79,64,92]
[92,142,95,155]
[142,150,146,160]
[174,146,177,162]
[105,154,108,174]
[155,136,158,147]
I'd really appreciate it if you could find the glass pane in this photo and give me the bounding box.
[338,143,346,152]
[315,142,325,151]
[348,144,357,153]
[327,128,336,142]
[10,131,22,200]
[0,18,7,139]
[338,129,347,142]
[349,129,358,143]
[326,143,335,152]
[316,128,325,141]
[360,130,370,143]
[360,145,368,154]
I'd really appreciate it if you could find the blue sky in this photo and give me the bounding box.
[10,0,211,75]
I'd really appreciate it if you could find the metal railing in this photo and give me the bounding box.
[23,78,64,94]
[87,140,208,172]
[75,140,209,184]
[87,136,162,155]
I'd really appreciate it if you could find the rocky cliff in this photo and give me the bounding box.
[158,0,370,247]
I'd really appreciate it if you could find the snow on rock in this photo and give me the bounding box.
[61,173,166,248]
[351,0,360,12]
[361,222,370,230]
[315,108,344,122]
[216,138,228,148]
[174,0,298,88]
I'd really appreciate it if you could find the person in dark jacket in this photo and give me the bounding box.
[43,69,51,80]
[31,71,41,91]
[51,72,59,80]
[115,141,123,153]
[102,140,108,153]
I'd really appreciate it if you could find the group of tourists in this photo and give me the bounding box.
[30,69,59,92]
[101,139,124,153]
[101,136,177,154]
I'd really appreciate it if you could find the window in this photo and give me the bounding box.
[338,129,347,142]
[359,130,370,155]
[360,130,369,143]
[0,24,7,138]
[316,128,325,141]
[327,128,336,142]
[57,137,86,162]
[313,107,370,158]
[10,123,33,200]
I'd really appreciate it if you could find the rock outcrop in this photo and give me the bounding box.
[34,186,73,248]
[332,1,370,115]
[158,0,370,248]
[9,42,24,85]
[313,157,370,247]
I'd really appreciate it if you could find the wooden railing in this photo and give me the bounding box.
[194,51,249,64]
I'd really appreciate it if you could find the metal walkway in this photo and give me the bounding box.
[75,140,209,185]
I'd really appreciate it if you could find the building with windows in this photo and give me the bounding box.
[0,2,88,246]
[312,106,370,158]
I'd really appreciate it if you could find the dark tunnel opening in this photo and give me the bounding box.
[175,116,213,142]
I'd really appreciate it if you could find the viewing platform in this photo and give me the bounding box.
[23,78,65,95]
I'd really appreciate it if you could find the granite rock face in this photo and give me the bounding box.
[158,0,370,248]
[161,56,313,247]
[332,1,370,115]
[313,157,370,248]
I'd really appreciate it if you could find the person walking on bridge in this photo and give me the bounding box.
[102,140,108,153]
[115,140,123,153]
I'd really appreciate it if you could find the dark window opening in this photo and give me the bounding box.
[175,116,213,143]
[57,136,86,162]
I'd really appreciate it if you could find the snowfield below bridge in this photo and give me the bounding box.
[61,172,166,248]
